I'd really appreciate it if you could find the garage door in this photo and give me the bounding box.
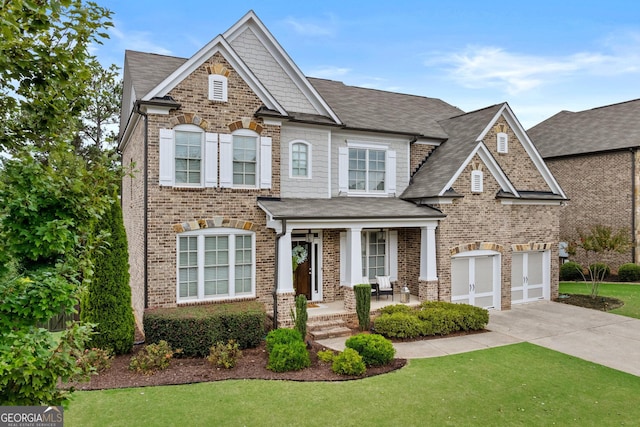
[511,251,550,304]
[451,252,500,309]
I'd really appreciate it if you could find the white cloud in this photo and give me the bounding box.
[282,15,337,37]
[307,66,351,79]
[109,24,173,56]
[428,35,640,95]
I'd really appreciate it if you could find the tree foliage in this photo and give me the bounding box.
[0,0,113,152]
[566,225,630,298]
[81,196,135,355]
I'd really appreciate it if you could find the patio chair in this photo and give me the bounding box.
[373,275,394,301]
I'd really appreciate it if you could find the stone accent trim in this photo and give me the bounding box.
[228,117,264,134]
[169,113,209,130]
[449,241,504,255]
[511,242,554,252]
[494,123,507,133]
[206,63,231,77]
[172,217,261,233]
[468,161,483,172]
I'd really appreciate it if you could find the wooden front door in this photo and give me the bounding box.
[292,241,311,299]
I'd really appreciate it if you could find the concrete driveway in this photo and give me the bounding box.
[318,301,640,376]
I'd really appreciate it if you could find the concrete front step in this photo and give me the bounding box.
[308,319,353,340]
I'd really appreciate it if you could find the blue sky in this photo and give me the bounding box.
[94,0,640,128]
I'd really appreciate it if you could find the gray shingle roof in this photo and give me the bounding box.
[258,197,444,220]
[528,99,640,158]
[308,78,464,139]
[401,104,504,199]
[125,50,187,99]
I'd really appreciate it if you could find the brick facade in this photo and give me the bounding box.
[546,151,634,271]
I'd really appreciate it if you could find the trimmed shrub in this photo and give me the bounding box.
[589,262,611,280]
[143,302,266,357]
[317,349,336,364]
[354,284,371,331]
[267,340,310,372]
[373,312,423,339]
[265,328,303,353]
[560,261,584,281]
[293,294,308,339]
[379,304,414,316]
[417,307,458,335]
[129,340,179,374]
[345,333,395,366]
[207,340,242,369]
[332,348,366,376]
[618,263,640,282]
[418,301,489,333]
[80,197,135,355]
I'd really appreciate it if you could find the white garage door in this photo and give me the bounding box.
[511,251,550,304]
[451,252,500,309]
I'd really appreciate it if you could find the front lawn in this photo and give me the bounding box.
[66,343,640,426]
[559,282,640,319]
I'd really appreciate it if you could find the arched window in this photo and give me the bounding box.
[290,140,310,178]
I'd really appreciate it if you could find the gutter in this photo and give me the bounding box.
[135,101,149,310]
[273,219,287,329]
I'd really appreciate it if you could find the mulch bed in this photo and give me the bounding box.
[62,340,407,391]
[555,293,624,311]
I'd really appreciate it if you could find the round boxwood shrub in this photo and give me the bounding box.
[266,340,310,372]
[560,261,584,281]
[345,333,395,366]
[332,348,366,376]
[618,263,640,282]
[265,328,302,353]
[373,312,422,339]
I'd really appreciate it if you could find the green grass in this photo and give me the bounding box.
[66,343,640,426]
[560,281,640,319]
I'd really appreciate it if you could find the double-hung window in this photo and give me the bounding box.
[232,134,258,186]
[349,148,385,192]
[174,130,203,185]
[177,229,255,302]
[362,230,386,279]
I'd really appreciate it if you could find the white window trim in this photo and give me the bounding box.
[339,141,396,196]
[497,132,508,154]
[471,170,483,193]
[219,129,272,189]
[208,74,228,102]
[176,228,256,303]
[289,140,312,179]
[160,124,215,188]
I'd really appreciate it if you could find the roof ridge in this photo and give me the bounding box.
[586,98,640,112]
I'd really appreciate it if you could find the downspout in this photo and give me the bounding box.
[632,148,637,263]
[135,101,149,309]
[273,219,287,329]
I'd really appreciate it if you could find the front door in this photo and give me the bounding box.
[292,241,312,300]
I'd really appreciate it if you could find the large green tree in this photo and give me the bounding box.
[0,0,116,406]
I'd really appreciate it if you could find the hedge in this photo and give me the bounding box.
[618,263,640,282]
[143,301,266,357]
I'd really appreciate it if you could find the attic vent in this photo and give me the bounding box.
[471,170,483,193]
[497,132,508,153]
[208,74,228,102]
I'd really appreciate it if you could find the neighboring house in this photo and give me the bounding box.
[528,99,640,271]
[118,11,566,332]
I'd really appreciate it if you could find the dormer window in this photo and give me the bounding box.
[497,132,508,153]
[471,170,483,193]
[208,74,228,102]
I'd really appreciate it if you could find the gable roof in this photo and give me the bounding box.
[125,51,187,101]
[528,98,640,158]
[402,103,566,200]
[308,78,463,139]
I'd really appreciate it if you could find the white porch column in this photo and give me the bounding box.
[419,224,438,281]
[277,228,294,293]
[346,227,363,287]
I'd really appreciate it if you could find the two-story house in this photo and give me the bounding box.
[119,11,566,332]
